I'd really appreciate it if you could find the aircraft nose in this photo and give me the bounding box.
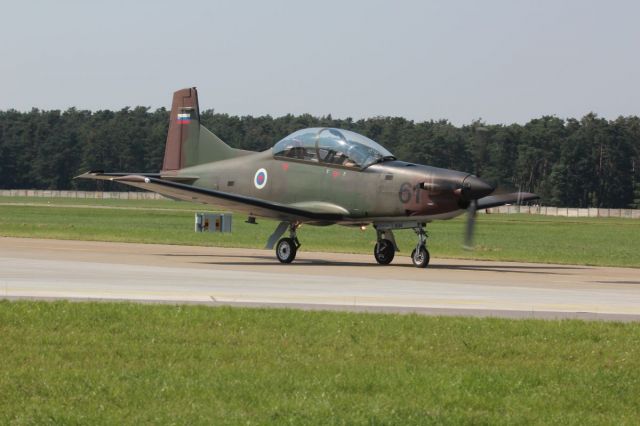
[461,175,495,200]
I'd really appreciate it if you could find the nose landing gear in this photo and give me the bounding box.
[411,226,430,268]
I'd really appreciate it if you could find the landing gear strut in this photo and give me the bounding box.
[275,222,301,263]
[411,225,430,268]
[372,222,431,268]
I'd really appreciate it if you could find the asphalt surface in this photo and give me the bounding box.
[1,237,639,321]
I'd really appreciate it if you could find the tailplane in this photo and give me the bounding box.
[162,87,250,172]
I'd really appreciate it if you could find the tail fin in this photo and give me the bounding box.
[162,87,249,172]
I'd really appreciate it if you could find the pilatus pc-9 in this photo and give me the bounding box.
[78,88,538,268]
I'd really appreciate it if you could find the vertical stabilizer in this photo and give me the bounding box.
[162,87,251,172]
[162,87,200,171]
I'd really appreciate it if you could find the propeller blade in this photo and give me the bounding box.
[464,200,477,250]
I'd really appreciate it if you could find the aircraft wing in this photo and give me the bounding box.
[476,192,539,210]
[75,171,345,223]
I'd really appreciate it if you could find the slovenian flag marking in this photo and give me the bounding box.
[177,112,191,124]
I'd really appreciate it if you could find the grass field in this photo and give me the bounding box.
[1,301,639,424]
[1,196,638,267]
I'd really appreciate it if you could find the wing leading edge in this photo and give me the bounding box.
[476,192,539,210]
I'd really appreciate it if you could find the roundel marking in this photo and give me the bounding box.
[254,168,268,189]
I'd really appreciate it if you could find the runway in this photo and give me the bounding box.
[1,237,639,321]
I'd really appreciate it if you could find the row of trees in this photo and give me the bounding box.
[1,107,639,208]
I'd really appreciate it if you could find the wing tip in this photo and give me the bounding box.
[74,170,104,180]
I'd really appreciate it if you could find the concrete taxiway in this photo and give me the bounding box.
[1,237,639,321]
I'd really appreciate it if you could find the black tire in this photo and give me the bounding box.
[374,239,395,265]
[411,245,430,268]
[276,237,297,263]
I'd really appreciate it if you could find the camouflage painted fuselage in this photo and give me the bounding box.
[178,150,472,225]
[77,87,538,266]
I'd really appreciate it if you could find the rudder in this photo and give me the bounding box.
[162,87,247,172]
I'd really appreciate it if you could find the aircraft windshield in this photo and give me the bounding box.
[272,128,394,168]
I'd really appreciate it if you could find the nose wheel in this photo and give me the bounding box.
[411,225,430,268]
[411,245,430,268]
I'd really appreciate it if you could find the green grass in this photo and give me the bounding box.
[1,301,639,424]
[1,196,639,267]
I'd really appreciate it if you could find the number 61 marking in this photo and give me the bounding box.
[399,182,421,204]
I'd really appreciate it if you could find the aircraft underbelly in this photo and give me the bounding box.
[346,209,466,224]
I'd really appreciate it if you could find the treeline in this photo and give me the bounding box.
[0,107,639,208]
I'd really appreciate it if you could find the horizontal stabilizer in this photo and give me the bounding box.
[75,171,162,181]
[75,171,198,185]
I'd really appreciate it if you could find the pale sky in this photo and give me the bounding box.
[1,0,638,124]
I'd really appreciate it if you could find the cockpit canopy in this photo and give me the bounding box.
[272,128,395,169]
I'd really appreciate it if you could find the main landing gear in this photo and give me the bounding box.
[266,220,430,268]
[275,222,301,263]
[374,222,430,268]
[374,228,396,265]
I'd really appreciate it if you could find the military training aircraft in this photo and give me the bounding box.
[78,88,538,268]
